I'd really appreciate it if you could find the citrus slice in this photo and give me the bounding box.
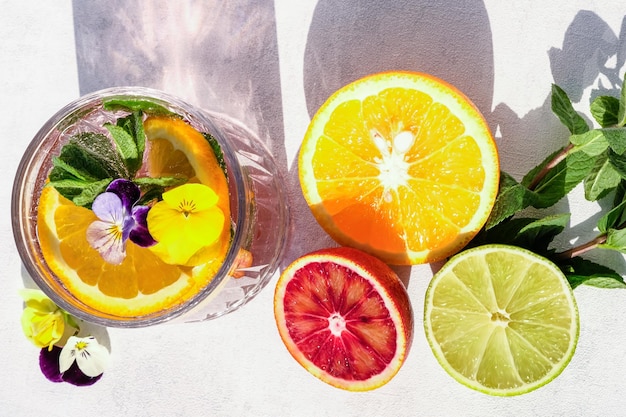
[37,186,226,317]
[36,116,232,318]
[144,115,230,223]
[274,246,413,391]
[299,71,499,265]
[424,244,579,396]
[143,116,231,266]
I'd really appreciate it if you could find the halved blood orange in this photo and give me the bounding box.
[299,71,499,265]
[274,246,413,391]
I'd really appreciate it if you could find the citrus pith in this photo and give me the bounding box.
[274,246,413,391]
[424,244,579,396]
[298,71,499,265]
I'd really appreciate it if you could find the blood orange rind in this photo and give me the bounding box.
[274,246,413,391]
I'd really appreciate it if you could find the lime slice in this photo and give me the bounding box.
[424,244,579,396]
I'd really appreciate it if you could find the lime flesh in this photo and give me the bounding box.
[424,244,579,396]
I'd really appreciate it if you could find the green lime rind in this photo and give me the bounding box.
[423,244,580,396]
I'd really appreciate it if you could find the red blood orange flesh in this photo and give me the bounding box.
[274,247,413,391]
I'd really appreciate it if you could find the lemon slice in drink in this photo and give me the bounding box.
[423,244,579,396]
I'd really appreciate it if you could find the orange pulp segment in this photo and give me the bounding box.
[299,71,499,265]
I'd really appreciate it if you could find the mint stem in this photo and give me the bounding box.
[527,143,574,190]
[556,234,607,260]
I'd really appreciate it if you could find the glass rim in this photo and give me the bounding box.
[12,86,249,328]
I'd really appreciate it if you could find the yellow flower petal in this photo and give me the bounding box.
[147,183,226,265]
[184,206,225,245]
[19,288,58,312]
[21,307,65,350]
[162,183,218,213]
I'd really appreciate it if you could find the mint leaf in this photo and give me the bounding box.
[583,276,626,289]
[70,178,112,207]
[600,228,626,253]
[49,156,97,182]
[531,148,596,208]
[514,214,569,251]
[104,111,147,177]
[602,127,626,154]
[133,176,187,188]
[475,214,569,257]
[134,176,188,205]
[584,153,622,201]
[551,84,589,134]
[484,171,537,229]
[102,98,173,116]
[47,132,127,206]
[608,149,626,178]
[561,257,626,289]
[618,76,626,127]
[47,178,112,208]
[203,132,227,174]
[105,123,139,172]
[598,198,626,233]
[117,111,146,157]
[569,130,609,156]
[50,133,126,182]
[591,95,620,127]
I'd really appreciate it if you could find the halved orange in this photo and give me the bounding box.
[144,115,232,266]
[36,116,232,318]
[144,115,230,222]
[299,71,499,265]
[274,246,413,391]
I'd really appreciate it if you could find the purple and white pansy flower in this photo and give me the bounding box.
[86,178,156,264]
[39,336,109,386]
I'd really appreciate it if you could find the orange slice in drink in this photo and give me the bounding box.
[274,246,413,391]
[143,116,231,266]
[299,71,499,265]
[36,116,231,318]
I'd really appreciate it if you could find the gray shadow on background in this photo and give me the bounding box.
[72,0,286,173]
[303,0,495,119]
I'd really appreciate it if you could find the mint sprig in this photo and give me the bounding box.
[470,77,626,289]
[104,111,145,177]
[48,105,189,208]
[102,97,173,116]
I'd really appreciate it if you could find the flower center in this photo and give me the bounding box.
[74,340,89,350]
[178,198,197,217]
[107,223,124,241]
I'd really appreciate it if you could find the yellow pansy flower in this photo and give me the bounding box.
[19,289,66,351]
[147,183,226,265]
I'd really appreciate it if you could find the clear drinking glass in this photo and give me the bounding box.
[12,87,288,327]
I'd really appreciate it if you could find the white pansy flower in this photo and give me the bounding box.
[59,336,109,378]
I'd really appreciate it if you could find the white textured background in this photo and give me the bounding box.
[2,1,626,416]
